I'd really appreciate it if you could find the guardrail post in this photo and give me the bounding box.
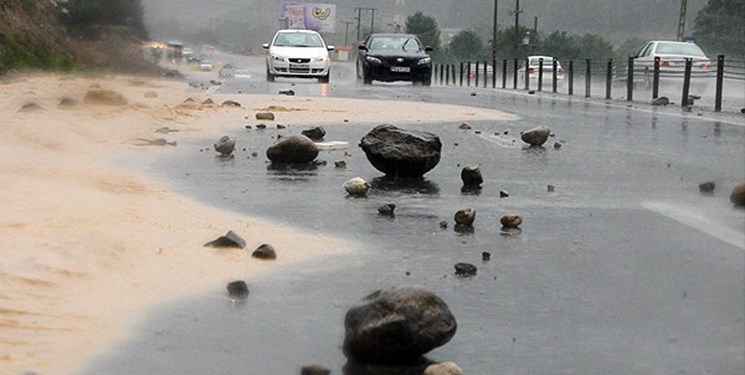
[466,60,471,86]
[513,58,519,89]
[538,58,544,92]
[585,59,592,98]
[552,59,558,93]
[715,55,724,112]
[682,58,692,106]
[492,58,497,88]
[475,61,480,87]
[439,64,444,85]
[451,64,456,85]
[459,62,464,86]
[445,64,450,85]
[484,61,488,88]
[524,58,530,90]
[605,58,613,100]
[653,56,660,99]
[568,60,574,95]
[502,59,507,89]
[627,56,634,101]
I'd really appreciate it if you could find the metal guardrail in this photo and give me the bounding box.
[432,55,744,112]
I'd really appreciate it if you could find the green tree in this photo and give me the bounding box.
[537,31,581,60]
[693,0,745,58]
[62,0,147,39]
[614,37,647,61]
[574,33,614,62]
[405,11,441,51]
[449,30,484,60]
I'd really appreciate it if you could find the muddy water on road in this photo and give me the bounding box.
[83,112,744,374]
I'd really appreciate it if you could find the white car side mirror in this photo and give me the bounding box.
[327,45,335,51]
[262,43,269,49]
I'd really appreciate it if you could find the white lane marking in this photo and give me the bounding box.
[474,133,521,148]
[642,200,745,249]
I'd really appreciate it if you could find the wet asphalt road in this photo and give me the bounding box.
[83,57,745,374]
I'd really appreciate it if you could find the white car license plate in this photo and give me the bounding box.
[290,63,307,69]
[390,66,410,73]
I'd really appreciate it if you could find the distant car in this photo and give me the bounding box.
[262,29,334,83]
[357,33,433,86]
[517,55,564,82]
[199,59,214,71]
[632,40,711,88]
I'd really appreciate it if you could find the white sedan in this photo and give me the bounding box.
[517,55,565,82]
[262,29,334,83]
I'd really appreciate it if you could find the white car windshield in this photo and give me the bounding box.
[655,43,707,57]
[273,32,324,48]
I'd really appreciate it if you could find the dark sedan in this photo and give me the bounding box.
[357,33,433,86]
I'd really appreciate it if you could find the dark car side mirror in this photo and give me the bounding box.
[327,45,335,51]
[358,45,368,51]
[425,46,433,53]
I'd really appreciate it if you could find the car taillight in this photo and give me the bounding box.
[527,68,534,73]
[701,63,710,71]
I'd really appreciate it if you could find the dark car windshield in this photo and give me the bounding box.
[655,42,707,57]
[368,36,422,52]
[273,32,324,48]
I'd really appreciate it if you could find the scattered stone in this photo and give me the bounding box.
[58,97,78,108]
[251,151,258,157]
[154,127,179,134]
[520,126,551,147]
[209,80,222,86]
[474,130,481,134]
[528,90,536,95]
[300,364,330,375]
[554,142,562,149]
[730,181,745,206]
[344,177,371,197]
[470,92,477,96]
[547,184,555,192]
[454,263,477,277]
[144,91,158,98]
[454,208,476,226]
[255,124,267,130]
[334,160,347,169]
[377,203,396,216]
[266,135,319,164]
[698,181,716,194]
[279,89,295,96]
[460,165,483,187]
[301,126,326,141]
[500,214,523,229]
[245,125,252,129]
[458,123,472,130]
[214,135,236,157]
[83,89,128,106]
[201,98,215,106]
[183,97,196,104]
[741,108,745,114]
[252,243,277,260]
[424,362,464,375]
[256,112,275,121]
[359,124,442,178]
[499,190,509,198]
[226,280,249,299]
[343,286,457,364]
[276,124,286,129]
[651,96,670,106]
[482,252,491,261]
[204,230,246,249]
[439,220,448,229]
[19,102,43,112]
[221,100,241,107]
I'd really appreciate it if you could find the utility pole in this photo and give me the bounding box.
[492,0,498,61]
[370,8,377,34]
[354,7,377,42]
[513,0,522,58]
[343,21,355,46]
[355,8,362,42]
[533,16,538,45]
[677,0,687,41]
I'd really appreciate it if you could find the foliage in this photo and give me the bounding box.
[614,37,647,61]
[61,0,148,39]
[0,33,75,73]
[693,0,745,58]
[405,11,441,51]
[449,30,484,60]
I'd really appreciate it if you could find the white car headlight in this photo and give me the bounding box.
[417,57,431,65]
[314,56,328,63]
[365,56,382,65]
[271,55,285,62]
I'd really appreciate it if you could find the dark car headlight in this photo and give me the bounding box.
[417,57,431,65]
[365,56,383,65]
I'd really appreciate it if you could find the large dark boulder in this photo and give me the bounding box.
[266,134,319,164]
[359,125,442,178]
[343,286,457,364]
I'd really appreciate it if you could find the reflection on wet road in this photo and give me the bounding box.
[84,57,745,374]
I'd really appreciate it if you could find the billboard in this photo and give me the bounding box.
[280,2,336,33]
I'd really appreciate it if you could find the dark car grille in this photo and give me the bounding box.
[383,57,417,67]
[289,58,311,63]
